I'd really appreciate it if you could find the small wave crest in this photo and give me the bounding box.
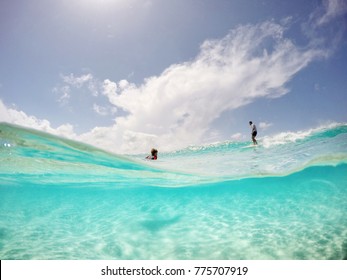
[261,123,347,148]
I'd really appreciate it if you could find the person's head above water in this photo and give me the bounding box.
[146,148,158,160]
[249,121,253,125]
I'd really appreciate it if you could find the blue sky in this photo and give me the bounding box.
[1,0,346,153]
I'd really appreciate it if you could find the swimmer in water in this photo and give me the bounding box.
[146,148,158,160]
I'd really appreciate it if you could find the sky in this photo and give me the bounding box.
[0,0,347,154]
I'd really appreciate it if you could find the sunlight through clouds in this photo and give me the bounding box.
[72,0,129,13]
[77,0,126,7]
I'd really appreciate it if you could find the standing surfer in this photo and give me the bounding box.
[249,121,258,145]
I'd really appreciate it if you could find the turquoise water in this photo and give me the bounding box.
[0,122,347,259]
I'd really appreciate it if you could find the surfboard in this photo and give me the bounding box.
[242,144,257,149]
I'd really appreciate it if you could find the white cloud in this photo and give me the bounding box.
[102,79,118,105]
[93,103,117,116]
[88,81,99,97]
[1,99,49,130]
[302,0,347,61]
[62,73,93,88]
[230,133,244,141]
[0,99,14,122]
[101,79,137,109]
[54,73,99,105]
[0,99,76,139]
[316,0,347,26]
[259,122,273,130]
[53,85,71,105]
[78,20,326,154]
[118,79,130,90]
[54,123,77,139]
[93,104,108,116]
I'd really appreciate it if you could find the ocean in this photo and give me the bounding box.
[0,122,346,260]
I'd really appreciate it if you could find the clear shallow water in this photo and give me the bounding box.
[0,122,347,259]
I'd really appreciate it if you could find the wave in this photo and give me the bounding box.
[1,122,347,260]
[0,122,201,188]
[155,123,347,178]
[168,122,347,153]
[1,122,347,187]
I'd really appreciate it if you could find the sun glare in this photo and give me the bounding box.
[74,0,127,13]
[85,0,123,5]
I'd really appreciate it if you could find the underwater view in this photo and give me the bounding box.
[0,122,346,259]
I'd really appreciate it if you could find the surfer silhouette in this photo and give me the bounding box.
[146,148,158,160]
[249,121,258,145]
